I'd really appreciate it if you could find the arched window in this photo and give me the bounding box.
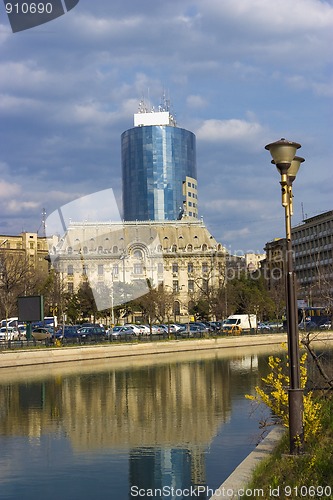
[133,249,143,259]
[171,244,177,253]
[173,300,180,316]
[113,245,118,254]
[187,244,193,252]
[67,247,73,254]
[202,244,208,251]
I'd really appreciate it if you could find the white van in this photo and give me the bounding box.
[1,317,19,328]
[223,314,257,332]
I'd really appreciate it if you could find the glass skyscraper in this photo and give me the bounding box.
[121,110,197,221]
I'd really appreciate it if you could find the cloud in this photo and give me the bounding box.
[0,181,21,199]
[186,95,208,109]
[195,118,264,146]
[7,200,39,214]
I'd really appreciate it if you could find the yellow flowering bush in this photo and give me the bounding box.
[246,347,322,441]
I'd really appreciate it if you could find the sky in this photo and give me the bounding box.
[0,0,332,255]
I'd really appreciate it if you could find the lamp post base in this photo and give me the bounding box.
[288,388,304,454]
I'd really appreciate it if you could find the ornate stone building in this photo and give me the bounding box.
[49,219,226,323]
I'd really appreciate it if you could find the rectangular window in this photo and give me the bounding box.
[158,262,164,274]
[188,263,194,273]
[82,265,88,275]
[98,264,104,275]
[172,263,178,274]
[67,265,73,276]
[113,264,119,276]
[173,280,179,292]
[134,263,142,275]
[68,282,74,294]
[188,192,192,197]
[188,280,194,292]
[202,263,209,273]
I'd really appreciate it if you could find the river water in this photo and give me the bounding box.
[0,345,290,500]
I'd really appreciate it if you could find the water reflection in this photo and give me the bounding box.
[0,347,283,499]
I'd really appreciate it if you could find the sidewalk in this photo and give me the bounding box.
[210,426,285,499]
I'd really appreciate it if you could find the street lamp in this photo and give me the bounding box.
[265,138,305,455]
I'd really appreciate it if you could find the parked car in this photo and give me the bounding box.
[78,326,106,341]
[32,327,52,341]
[267,321,284,331]
[110,326,137,340]
[168,324,184,333]
[53,325,81,342]
[319,322,332,330]
[178,324,204,338]
[123,324,146,335]
[258,322,272,332]
[150,325,167,335]
[190,322,210,333]
[0,326,18,341]
[206,321,220,331]
[298,320,318,331]
[16,325,27,339]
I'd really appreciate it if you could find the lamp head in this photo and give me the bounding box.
[265,138,301,173]
[270,155,305,182]
[288,156,305,181]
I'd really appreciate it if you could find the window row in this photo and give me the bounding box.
[65,242,218,254]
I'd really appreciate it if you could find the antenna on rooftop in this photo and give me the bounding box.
[37,208,47,237]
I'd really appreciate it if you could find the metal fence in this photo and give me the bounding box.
[0,326,293,350]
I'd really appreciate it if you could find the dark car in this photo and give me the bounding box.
[176,324,204,338]
[53,325,81,343]
[189,322,209,333]
[78,326,106,341]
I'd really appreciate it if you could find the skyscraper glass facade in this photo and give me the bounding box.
[121,123,197,221]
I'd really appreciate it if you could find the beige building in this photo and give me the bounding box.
[244,252,266,272]
[0,232,49,272]
[49,219,226,323]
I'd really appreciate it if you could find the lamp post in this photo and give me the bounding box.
[265,138,305,455]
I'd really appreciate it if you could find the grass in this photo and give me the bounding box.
[244,395,333,499]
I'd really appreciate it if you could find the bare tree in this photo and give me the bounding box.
[0,251,35,331]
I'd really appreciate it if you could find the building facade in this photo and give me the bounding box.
[292,210,333,305]
[263,210,333,307]
[0,232,49,271]
[50,219,226,323]
[121,105,197,222]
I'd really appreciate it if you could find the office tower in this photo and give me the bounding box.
[121,100,198,221]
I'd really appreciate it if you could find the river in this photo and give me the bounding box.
[0,343,325,500]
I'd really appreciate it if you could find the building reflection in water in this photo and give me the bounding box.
[0,351,267,497]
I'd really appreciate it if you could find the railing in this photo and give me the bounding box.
[0,325,293,350]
